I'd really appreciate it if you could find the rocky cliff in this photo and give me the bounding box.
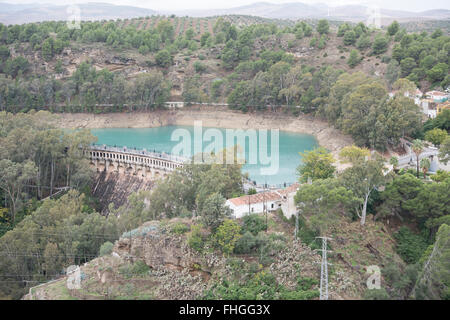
[92,170,154,214]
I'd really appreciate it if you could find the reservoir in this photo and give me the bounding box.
[91,126,319,186]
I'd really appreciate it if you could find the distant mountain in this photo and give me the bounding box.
[166,2,450,24]
[0,2,42,13]
[0,1,449,26]
[0,2,157,25]
[165,2,328,19]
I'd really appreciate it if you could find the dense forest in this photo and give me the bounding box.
[0,17,448,152]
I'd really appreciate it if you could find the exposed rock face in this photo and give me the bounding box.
[92,170,154,214]
[23,216,404,300]
[113,221,228,299]
[269,240,321,290]
[115,221,226,278]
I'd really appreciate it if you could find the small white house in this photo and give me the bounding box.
[165,101,184,109]
[276,183,300,219]
[421,99,438,118]
[389,89,422,106]
[226,183,300,219]
[425,91,448,102]
[226,192,282,219]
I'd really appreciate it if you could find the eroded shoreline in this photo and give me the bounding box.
[56,106,354,155]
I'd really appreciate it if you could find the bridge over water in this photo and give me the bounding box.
[87,144,188,179]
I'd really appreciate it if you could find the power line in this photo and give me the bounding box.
[315,236,333,301]
[0,228,121,239]
[0,252,100,259]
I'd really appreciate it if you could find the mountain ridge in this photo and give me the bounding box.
[0,1,449,25]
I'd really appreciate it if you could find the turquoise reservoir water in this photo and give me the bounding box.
[91,126,318,186]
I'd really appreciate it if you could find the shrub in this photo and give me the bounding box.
[431,170,450,182]
[188,224,206,252]
[241,214,266,235]
[155,49,173,67]
[364,288,390,300]
[119,260,150,278]
[171,222,190,235]
[381,56,391,63]
[234,231,257,254]
[297,277,319,291]
[279,289,320,300]
[296,216,320,250]
[194,61,207,73]
[214,220,242,255]
[130,260,150,275]
[256,232,287,265]
[99,241,114,256]
[394,226,428,264]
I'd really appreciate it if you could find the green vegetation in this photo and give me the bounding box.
[293,142,449,299]
[296,147,336,183]
[394,227,428,264]
[119,260,151,278]
[99,241,114,256]
[204,271,319,300]
[0,190,119,299]
[241,214,266,235]
[425,128,448,146]
[213,219,242,255]
[320,73,422,151]
[0,17,446,154]
[0,111,95,229]
[414,224,450,300]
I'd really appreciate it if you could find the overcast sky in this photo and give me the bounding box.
[4,0,450,12]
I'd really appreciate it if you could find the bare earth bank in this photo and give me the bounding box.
[56,107,354,155]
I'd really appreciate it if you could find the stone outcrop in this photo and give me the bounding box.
[114,221,227,280]
[92,170,154,214]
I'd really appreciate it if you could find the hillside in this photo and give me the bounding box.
[5,29,392,101]
[0,17,401,106]
[23,214,404,300]
[1,14,448,152]
[0,2,157,25]
[172,2,450,25]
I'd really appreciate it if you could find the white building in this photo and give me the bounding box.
[425,90,448,102]
[226,183,300,219]
[421,99,438,118]
[388,89,422,106]
[165,101,184,109]
[276,183,301,219]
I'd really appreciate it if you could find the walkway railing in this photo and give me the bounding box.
[397,145,439,170]
[90,144,189,164]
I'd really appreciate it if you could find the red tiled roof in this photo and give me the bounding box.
[228,192,282,206]
[426,91,446,96]
[227,183,300,207]
[276,183,300,196]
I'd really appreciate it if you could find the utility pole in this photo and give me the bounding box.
[315,236,333,300]
[264,178,268,232]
